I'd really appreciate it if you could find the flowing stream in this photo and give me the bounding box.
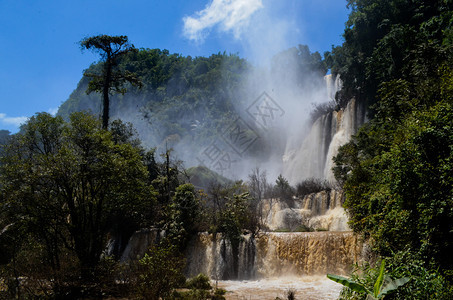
[217,276,341,300]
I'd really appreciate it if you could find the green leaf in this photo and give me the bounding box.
[379,276,410,298]
[327,274,369,294]
[373,259,386,297]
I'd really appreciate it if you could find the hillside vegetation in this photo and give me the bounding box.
[330,0,453,298]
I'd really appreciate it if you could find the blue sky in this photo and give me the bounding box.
[0,0,350,133]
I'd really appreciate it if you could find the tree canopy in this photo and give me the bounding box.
[0,112,155,279]
[80,35,142,129]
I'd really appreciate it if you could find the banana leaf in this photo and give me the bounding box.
[327,274,369,294]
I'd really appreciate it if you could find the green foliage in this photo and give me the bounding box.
[202,180,257,234]
[274,174,294,202]
[328,0,453,108]
[219,192,252,246]
[137,244,186,300]
[80,34,142,128]
[212,289,226,300]
[336,98,453,271]
[60,44,328,163]
[271,44,327,89]
[60,49,250,148]
[295,177,332,197]
[274,228,291,233]
[0,112,155,283]
[384,251,452,299]
[165,183,201,249]
[177,289,211,300]
[0,129,10,146]
[186,273,212,290]
[209,186,258,278]
[333,0,453,282]
[329,259,409,299]
[337,253,451,300]
[328,274,369,296]
[186,165,232,191]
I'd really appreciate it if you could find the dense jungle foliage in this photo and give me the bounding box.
[331,0,453,298]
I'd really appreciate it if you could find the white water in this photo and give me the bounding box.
[262,190,349,231]
[217,276,341,300]
[185,232,360,280]
[282,75,366,185]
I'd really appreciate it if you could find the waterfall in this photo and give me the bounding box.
[262,190,349,232]
[119,228,163,262]
[185,231,360,280]
[283,75,366,185]
[115,79,366,296]
[323,97,366,182]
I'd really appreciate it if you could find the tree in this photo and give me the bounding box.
[136,244,185,300]
[274,174,293,202]
[0,112,154,282]
[327,0,453,109]
[164,183,201,250]
[247,167,270,225]
[218,192,253,279]
[334,67,453,274]
[80,35,142,129]
[329,2,453,291]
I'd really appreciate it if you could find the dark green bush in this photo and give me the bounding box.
[295,178,332,197]
[186,273,212,290]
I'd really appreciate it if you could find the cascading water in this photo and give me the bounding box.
[118,75,368,297]
[282,74,366,185]
[182,230,360,299]
[262,190,349,232]
[185,232,360,280]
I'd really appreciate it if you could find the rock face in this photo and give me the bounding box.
[185,231,361,280]
[262,190,350,232]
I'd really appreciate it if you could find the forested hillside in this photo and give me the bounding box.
[59,50,249,151]
[330,1,453,298]
[58,46,328,174]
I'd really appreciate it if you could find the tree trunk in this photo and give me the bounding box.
[102,57,112,129]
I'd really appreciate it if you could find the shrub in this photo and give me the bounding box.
[286,288,296,300]
[295,178,332,197]
[212,288,226,300]
[136,244,186,300]
[186,273,212,290]
[274,175,294,202]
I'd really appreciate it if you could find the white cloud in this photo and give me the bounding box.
[0,113,28,127]
[183,0,263,42]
